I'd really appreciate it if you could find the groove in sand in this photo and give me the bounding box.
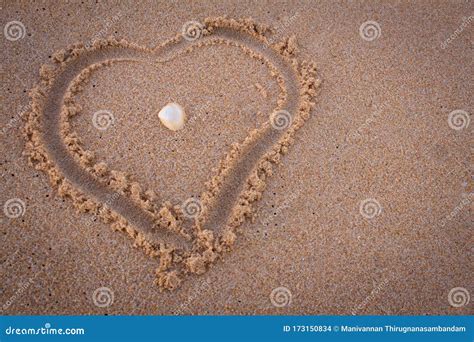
[23,17,320,290]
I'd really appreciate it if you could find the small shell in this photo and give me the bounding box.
[158,103,186,131]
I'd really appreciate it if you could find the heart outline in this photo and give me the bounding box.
[23,17,320,290]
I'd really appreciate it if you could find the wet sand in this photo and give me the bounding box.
[1,1,472,314]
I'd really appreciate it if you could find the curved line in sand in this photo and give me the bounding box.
[24,18,319,290]
[61,35,294,238]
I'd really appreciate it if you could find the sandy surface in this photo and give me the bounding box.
[1,0,472,315]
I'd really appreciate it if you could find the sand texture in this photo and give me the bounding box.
[1,1,473,315]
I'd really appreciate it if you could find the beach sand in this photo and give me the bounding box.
[1,0,472,315]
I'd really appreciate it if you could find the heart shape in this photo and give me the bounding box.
[23,17,319,290]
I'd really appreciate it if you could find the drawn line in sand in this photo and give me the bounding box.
[23,17,320,290]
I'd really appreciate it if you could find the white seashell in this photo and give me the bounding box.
[158,103,186,131]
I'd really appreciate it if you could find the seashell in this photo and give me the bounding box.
[158,103,186,131]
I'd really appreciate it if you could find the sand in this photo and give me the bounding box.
[1,1,472,315]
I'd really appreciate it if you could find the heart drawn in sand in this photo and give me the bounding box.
[23,17,319,290]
